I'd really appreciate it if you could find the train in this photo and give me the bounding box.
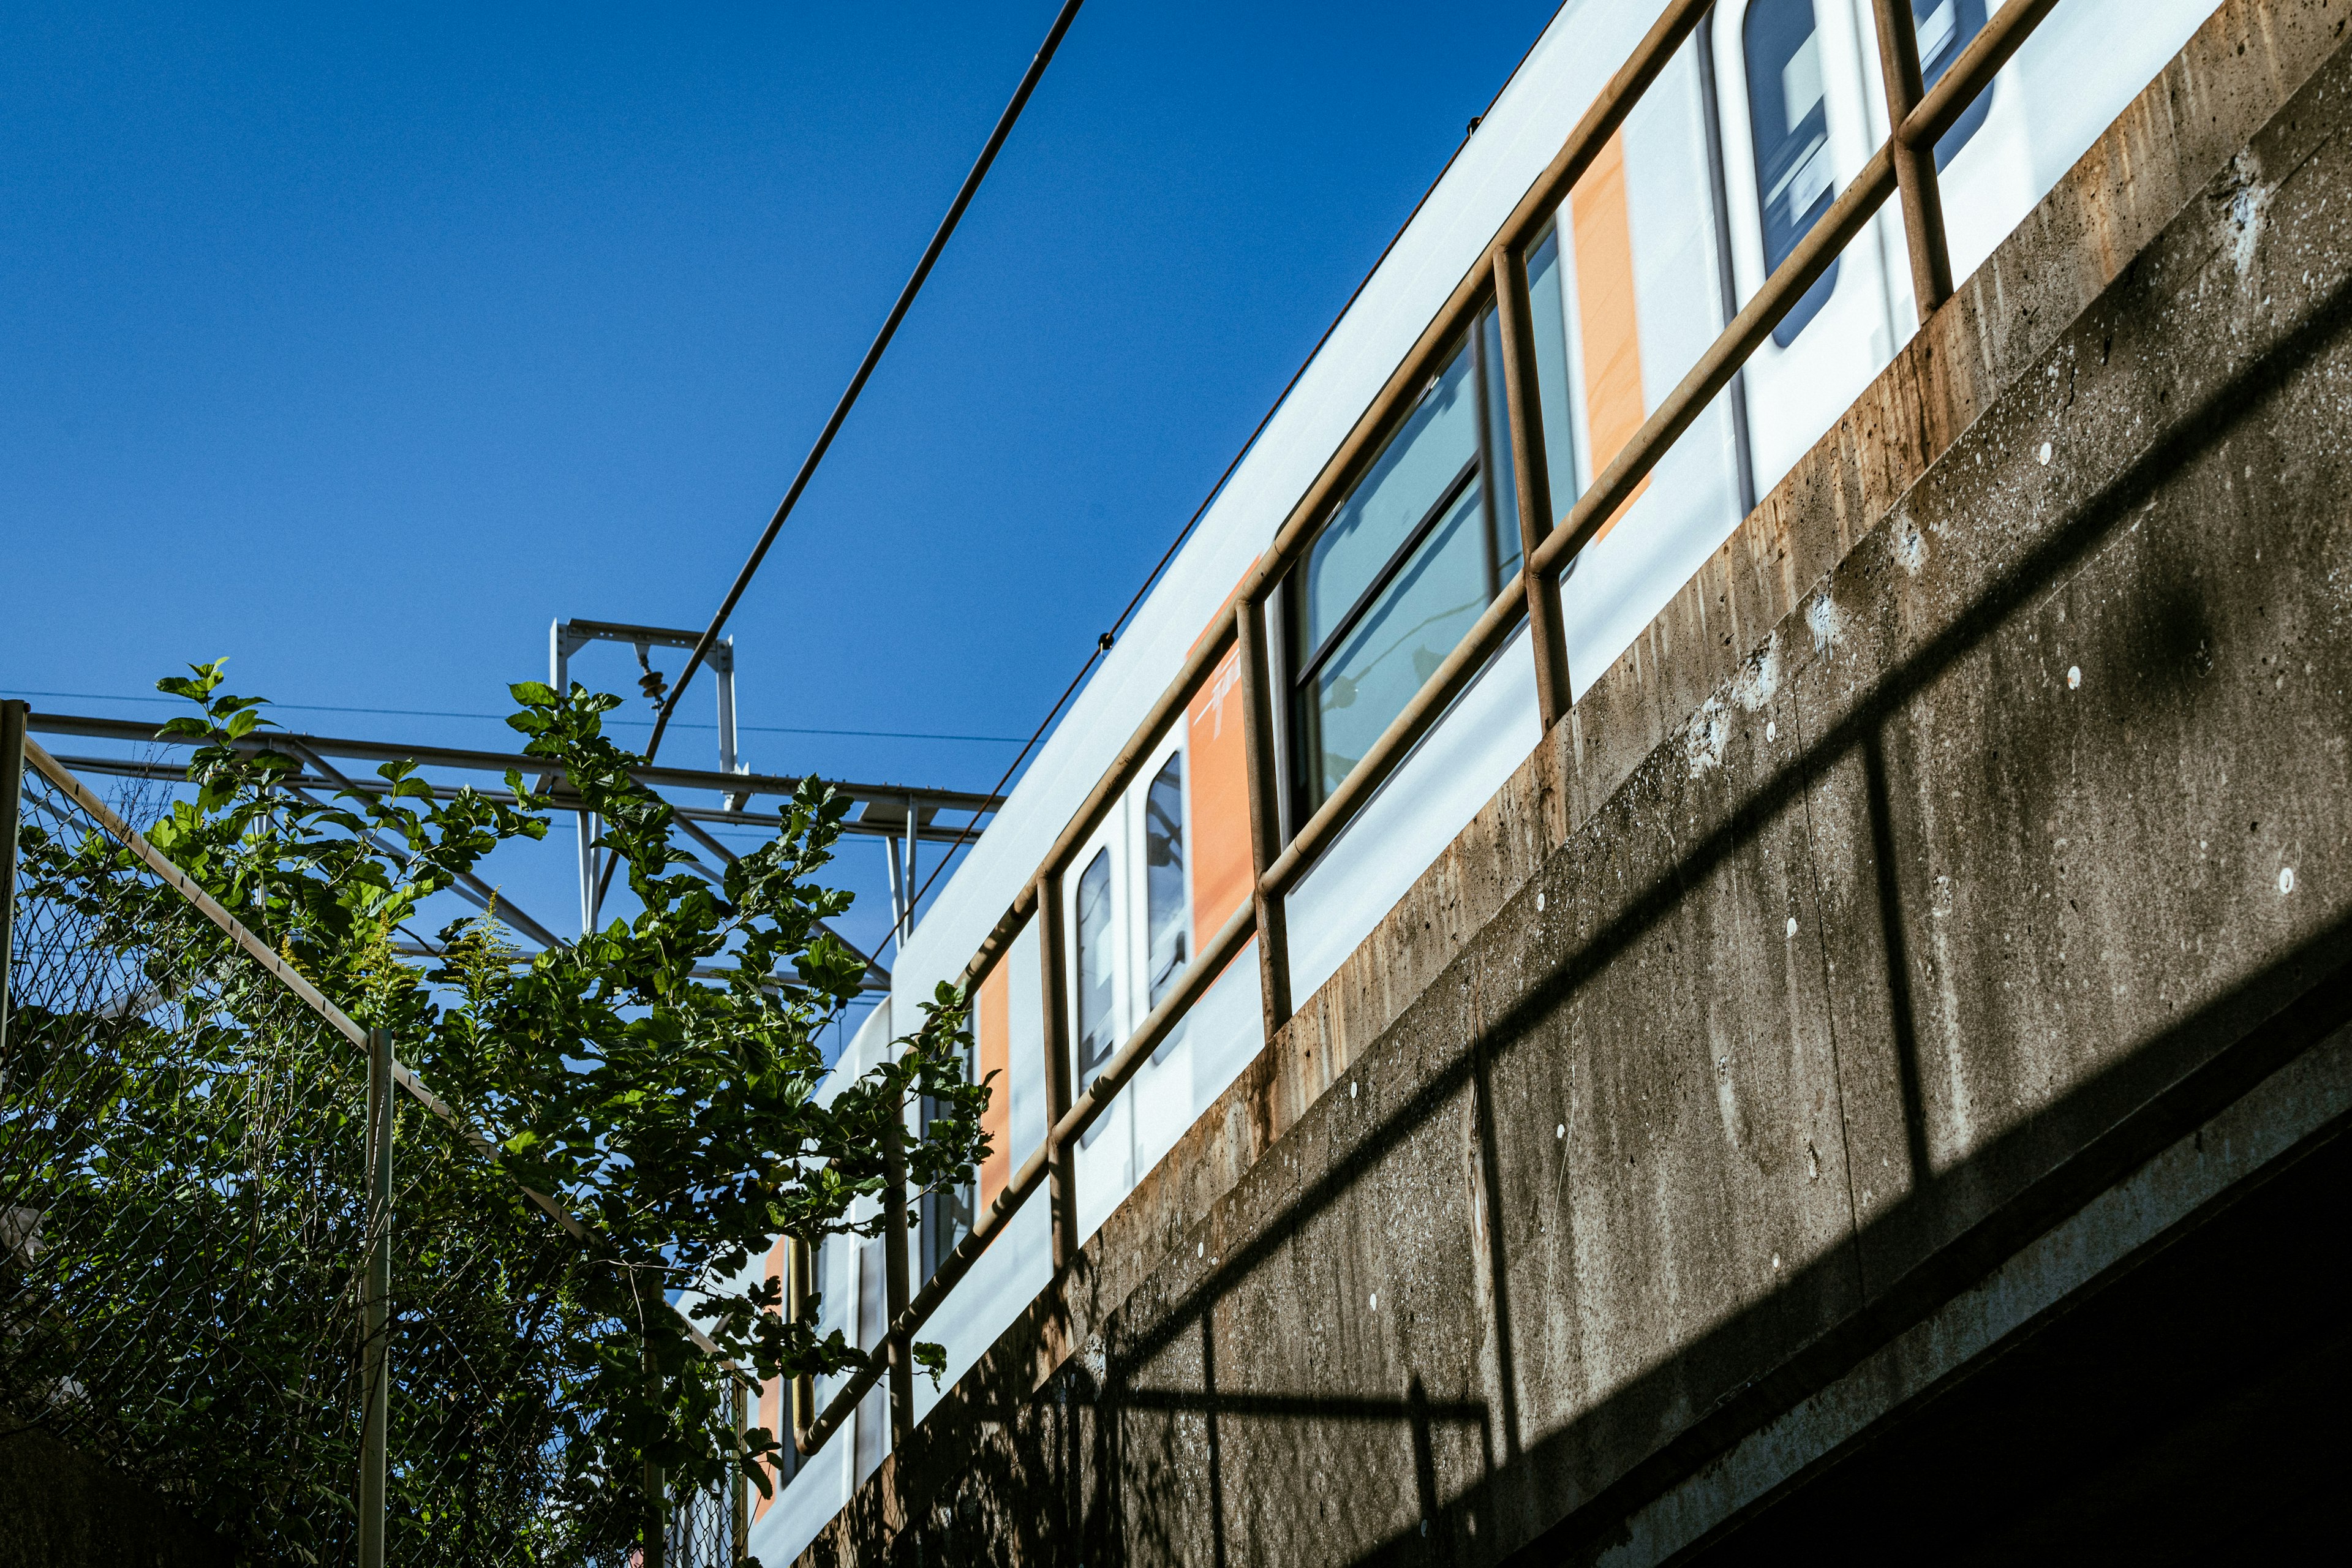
[749,0,2226,1553]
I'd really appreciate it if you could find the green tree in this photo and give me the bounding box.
[4,660,988,1562]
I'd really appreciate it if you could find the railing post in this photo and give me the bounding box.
[879,1087,916,1443]
[732,1374,750,1564]
[1036,878,1080,1271]
[358,1026,393,1568]
[1869,0,1954,320]
[1490,249,1574,731]
[1234,600,1294,1035]
[789,1236,816,1454]
[0,701,26,1072]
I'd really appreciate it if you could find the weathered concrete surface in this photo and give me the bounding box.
[0,1430,232,1568]
[798,0,2352,1560]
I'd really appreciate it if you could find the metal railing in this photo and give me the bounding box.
[0,703,747,1565]
[791,0,2062,1462]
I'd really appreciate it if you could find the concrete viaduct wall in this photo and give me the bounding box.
[799,0,2352,1559]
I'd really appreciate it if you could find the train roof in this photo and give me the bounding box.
[891,0,1652,1010]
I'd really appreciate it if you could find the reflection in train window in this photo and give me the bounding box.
[1074,847,1115,1089]
[1143,754,1187,1008]
[1288,312,1518,813]
[1913,0,1991,169]
[1745,0,1841,346]
[1525,225,1583,520]
[920,1029,974,1284]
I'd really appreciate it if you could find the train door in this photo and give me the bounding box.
[1063,799,1134,1240]
[1123,736,1193,1180]
[1541,37,1753,699]
[1182,628,1267,1112]
[1711,0,1909,493]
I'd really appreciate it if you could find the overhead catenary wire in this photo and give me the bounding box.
[642,0,1556,938]
[641,0,1090,769]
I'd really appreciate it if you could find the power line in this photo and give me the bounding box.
[644,0,1090,766]
[895,66,1502,916]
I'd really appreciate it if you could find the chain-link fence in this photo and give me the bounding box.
[1,750,376,1558]
[0,719,753,1567]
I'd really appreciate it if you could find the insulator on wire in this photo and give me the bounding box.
[633,644,669,706]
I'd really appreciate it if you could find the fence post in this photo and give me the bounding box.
[1234,600,1293,1035]
[1036,876,1079,1272]
[880,1087,916,1444]
[733,1375,750,1565]
[1868,0,1954,319]
[358,1026,393,1568]
[0,701,26,1071]
[1491,249,1574,731]
[643,1453,666,1568]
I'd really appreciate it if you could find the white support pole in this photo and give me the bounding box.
[716,638,747,812]
[902,793,918,942]
[553,620,598,938]
[885,835,907,941]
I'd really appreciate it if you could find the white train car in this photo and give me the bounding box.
[753,0,2224,1553]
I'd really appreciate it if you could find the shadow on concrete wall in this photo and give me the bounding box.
[897,125,2352,1567]
[802,23,2352,1566]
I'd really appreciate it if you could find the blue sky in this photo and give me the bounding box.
[1,0,1563,974]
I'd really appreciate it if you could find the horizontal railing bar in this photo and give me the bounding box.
[1901,0,2057,149]
[26,710,1003,815]
[1235,0,1716,608]
[954,883,1035,995]
[796,1139,1053,1455]
[1262,577,1528,896]
[1050,897,1257,1151]
[948,0,1716,993]
[1532,144,1899,579]
[956,617,1238,995]
[1263,138,1907,901]
[802,897,1260,1454]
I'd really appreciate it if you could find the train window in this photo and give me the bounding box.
[920,1039,974,1283]
[1524,227,1583,519]
[1913,0,1991,169]
[1288,312,1517,812]
[1073,846,1116,1090]
[1143,754,1187,1008]
[1481,307,1523,582]
[1744,0,1842,346]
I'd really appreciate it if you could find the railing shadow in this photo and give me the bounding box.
[796,48,2352,1564]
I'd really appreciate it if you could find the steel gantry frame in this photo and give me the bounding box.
[782,0,2060,1461]
[555,618,750,937]
[23,709,1002,992]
